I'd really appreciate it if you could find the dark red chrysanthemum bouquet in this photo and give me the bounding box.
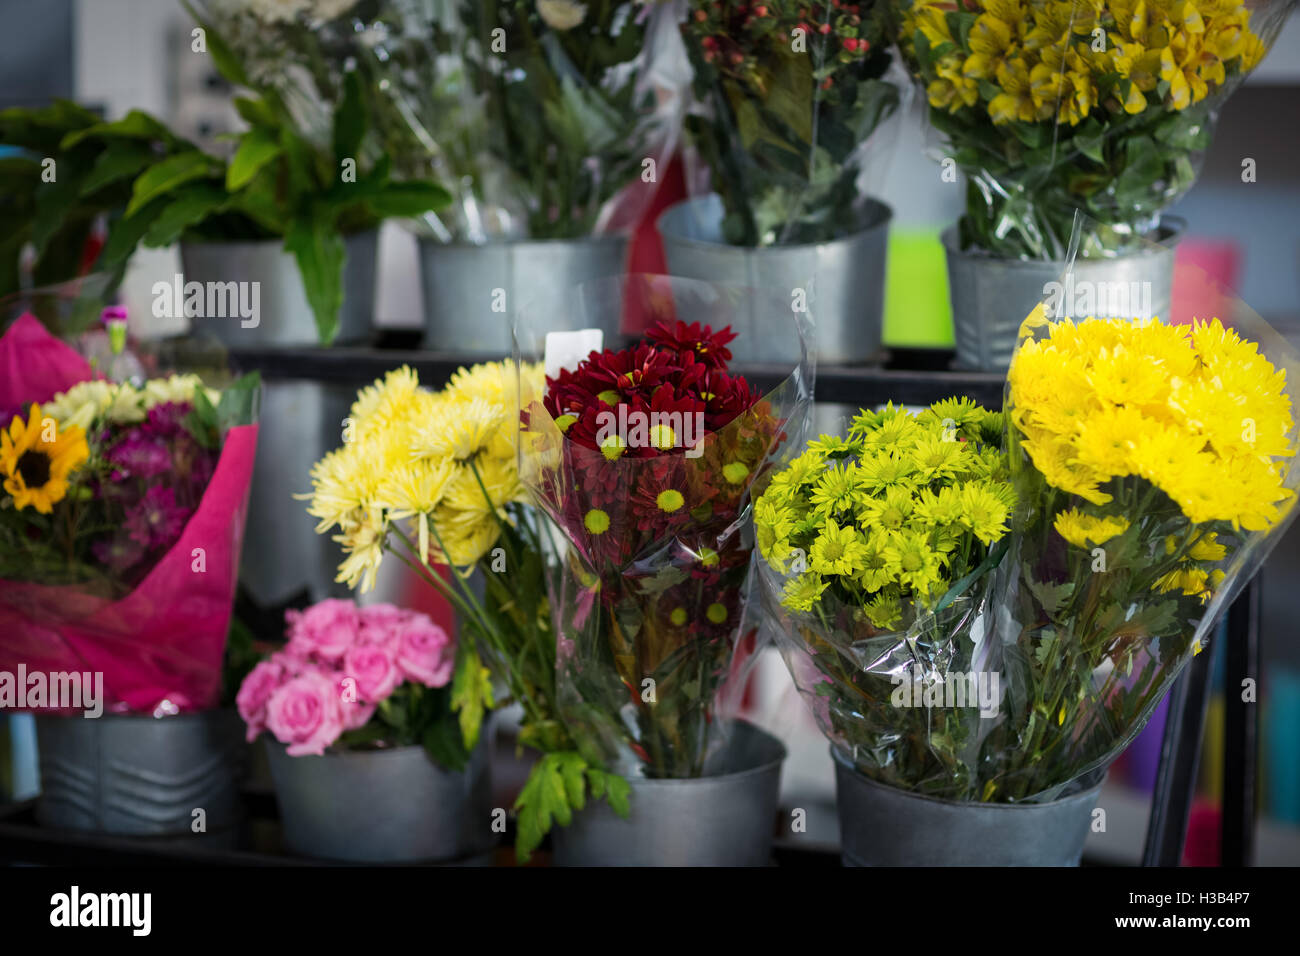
[522,314,801,778]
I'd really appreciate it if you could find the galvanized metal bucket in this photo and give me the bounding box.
[657,194,891,365]
[179,230,378,346]
[551,721,786,867]
[418,235,630,354]
[35,711,245,837]
[834,751,1104,866]
[943,220,1184,371]
[265,733,494,864]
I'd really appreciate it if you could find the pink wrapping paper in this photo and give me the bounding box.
[0,314,257,713]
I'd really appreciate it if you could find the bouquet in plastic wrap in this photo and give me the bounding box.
[0,314,259,715]
[516,276,814,804]
[453,0,682,239]
[761,300,1298,802]
[894,0,1295,258]
[982,306,1298,799]
[681,0,902,245]
[755,399,1018,797]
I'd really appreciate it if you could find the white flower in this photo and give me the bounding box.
[247,0,311,23]
[311,0,358,20]
[141,374,203,411]
[537,0,587,31]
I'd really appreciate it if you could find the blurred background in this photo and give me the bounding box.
[1,0,1298,864]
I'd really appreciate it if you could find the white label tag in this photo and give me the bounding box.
[544,329,603,380]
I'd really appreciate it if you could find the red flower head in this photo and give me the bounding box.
[646,320,737,371]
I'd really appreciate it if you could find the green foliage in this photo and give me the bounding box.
[682,1,900,245]
[512,751,631,862]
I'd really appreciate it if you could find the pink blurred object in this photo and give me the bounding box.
[0,313,258,714]
[1182,800,1222,867]
[1170,240,1240,326]
[0,313,97,406]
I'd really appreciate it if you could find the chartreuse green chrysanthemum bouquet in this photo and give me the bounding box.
[754,398,1017,796]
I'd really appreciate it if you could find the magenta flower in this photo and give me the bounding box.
[125,485,191,550]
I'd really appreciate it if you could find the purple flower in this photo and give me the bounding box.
[141,401,191,439]
[106,431,173,481]
[92,533,147,572]
[125,485,191,551]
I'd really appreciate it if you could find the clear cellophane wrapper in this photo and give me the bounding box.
[515,274,814,777]
[894,0,1295,259]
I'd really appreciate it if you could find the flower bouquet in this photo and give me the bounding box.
[758,289,1299,862]
[0,311,258,836]
[680,0,901,246]
[0,314,259,715]
[303,358,638,858]
[454,0,680,240]
[754,399,1017,797]
[986,308,1298,800]
[237,597,485,861]
[895,0,1294,259]
[513,276,812,863]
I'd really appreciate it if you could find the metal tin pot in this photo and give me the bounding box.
[179,230,378,346]
[418,234,629,353]
[35,711,245,837]
[264,732,494,864]
[551,721,786,867]
[943,220,1185,371]
[833,751,1104,866]
[657,194,892,365]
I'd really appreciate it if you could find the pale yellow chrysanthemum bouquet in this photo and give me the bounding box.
[304,361,574,769]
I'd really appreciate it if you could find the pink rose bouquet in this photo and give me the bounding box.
[238,599,465,763]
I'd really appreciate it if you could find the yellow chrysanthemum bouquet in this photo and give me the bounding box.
[979,310,1299,799]
[754,399,1020,795]
[304,361,595,776]
[895,0,1292,258]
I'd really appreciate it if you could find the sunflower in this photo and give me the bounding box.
[1,404,89,514]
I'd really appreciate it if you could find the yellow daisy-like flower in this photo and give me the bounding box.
[1053,508,1131,548]
[0,404,89,514]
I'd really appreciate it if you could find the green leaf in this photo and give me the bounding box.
[423,714,471,773]
[79,141,157,197]
[226,127,281,192]
[142,182,229,247]
[451,641,494,751]
[512,752,629,863]
[233,95,277,129]
[363,181,452,219]
[183,382,222,449]
[97,196,169,274]
[283,212,345,344]
[126,151,218,217]
[62,109,176,149]
[215,371,261,430]
[332,68,365,165]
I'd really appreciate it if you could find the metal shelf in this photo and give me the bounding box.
[223,341,1006,409]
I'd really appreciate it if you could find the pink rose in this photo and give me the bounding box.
[236,659,285,741]
[265,671,345,756]
[395,614,454,688]
[286,598,361,662]
[342,644,402,704]
[358,603,410,650]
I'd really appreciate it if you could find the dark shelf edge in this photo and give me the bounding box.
[223,345,1006,408]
